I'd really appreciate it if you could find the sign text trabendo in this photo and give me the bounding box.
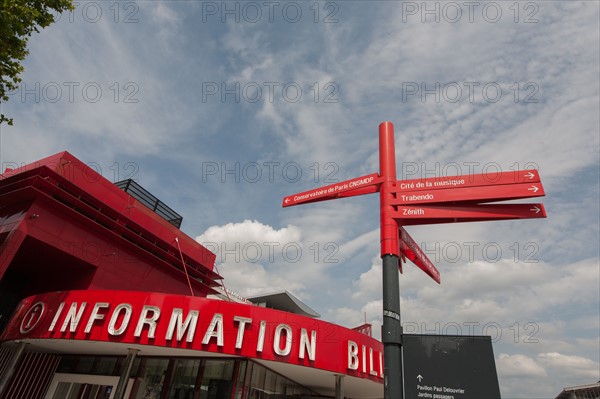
[282,122,546,398]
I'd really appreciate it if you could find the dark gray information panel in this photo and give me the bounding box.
[402,334,501,399]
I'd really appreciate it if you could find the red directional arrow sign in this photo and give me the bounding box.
[282,173,382,207]
[394,169,540,193]
[280,122,546,399]
[392,204,546,224]
[392,182,545,205]
[282,123,548,285]
[399,227,440,284]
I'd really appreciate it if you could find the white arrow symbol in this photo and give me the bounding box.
[528,185,539,193]
[285,198,290,203]
[417,374,423,382]
[531,206,541,214]
[525,171,536,179]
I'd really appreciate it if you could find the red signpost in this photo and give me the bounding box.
[393,203,546,221]
[393,169,541,193]
[282,122,547,399]
[392,182,544,205]
[282,173,382,207]
[399,227,440,284]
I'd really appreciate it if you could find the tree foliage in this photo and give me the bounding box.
[1,0,74,125]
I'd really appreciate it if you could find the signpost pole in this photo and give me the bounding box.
[281,121,546,398]
[379,122,404,399]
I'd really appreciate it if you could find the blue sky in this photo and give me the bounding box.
[1,1,599,397]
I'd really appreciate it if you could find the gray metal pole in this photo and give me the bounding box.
[334,374,344,399]
[382,254,403,399]
[113,348,138,399]
[0,342,28,398]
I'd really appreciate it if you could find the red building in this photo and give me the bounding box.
[0,152,384,399]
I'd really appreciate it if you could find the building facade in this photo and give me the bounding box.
[0,152,383,399]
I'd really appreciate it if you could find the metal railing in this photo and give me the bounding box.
[115,179,183,229]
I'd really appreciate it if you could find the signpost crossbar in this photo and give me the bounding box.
[393,169,540,193]
[282,173,382,207]
[391,181,545,205]
[392,203,546,220]
[400,227,441,284]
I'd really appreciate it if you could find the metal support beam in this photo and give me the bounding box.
[382,254,404,399]
[379,122,404,399]
[113,348,138,399]
[335,374,344,399]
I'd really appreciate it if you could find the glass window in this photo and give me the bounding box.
[55,355,319,398]
[247,361,318,398]
[164,359,201,399]
[94,357,119,376]
[249,363,266,399]
[233,360,249,399]
[127,357,143,379]
[75,358,95,374]
[263,369,277,394]
[51,382,71,399]
[130,358,169,399]
[68,383,83,399]
[198,360,235,399]
[56,356,79,374]
[56,356,119,376]
[274,374,286,395]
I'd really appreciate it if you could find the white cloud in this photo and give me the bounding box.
[326,300,383,333]
[497,352,600,397]
[196,219,324,300]
[539,352,600,380]
[352,257,381,300]
[497,353,547,378]
[401,258,599,324]
[215,261,307,298]
[151,3,182,53]
[197,219,301,245]
[1,1,598,398]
